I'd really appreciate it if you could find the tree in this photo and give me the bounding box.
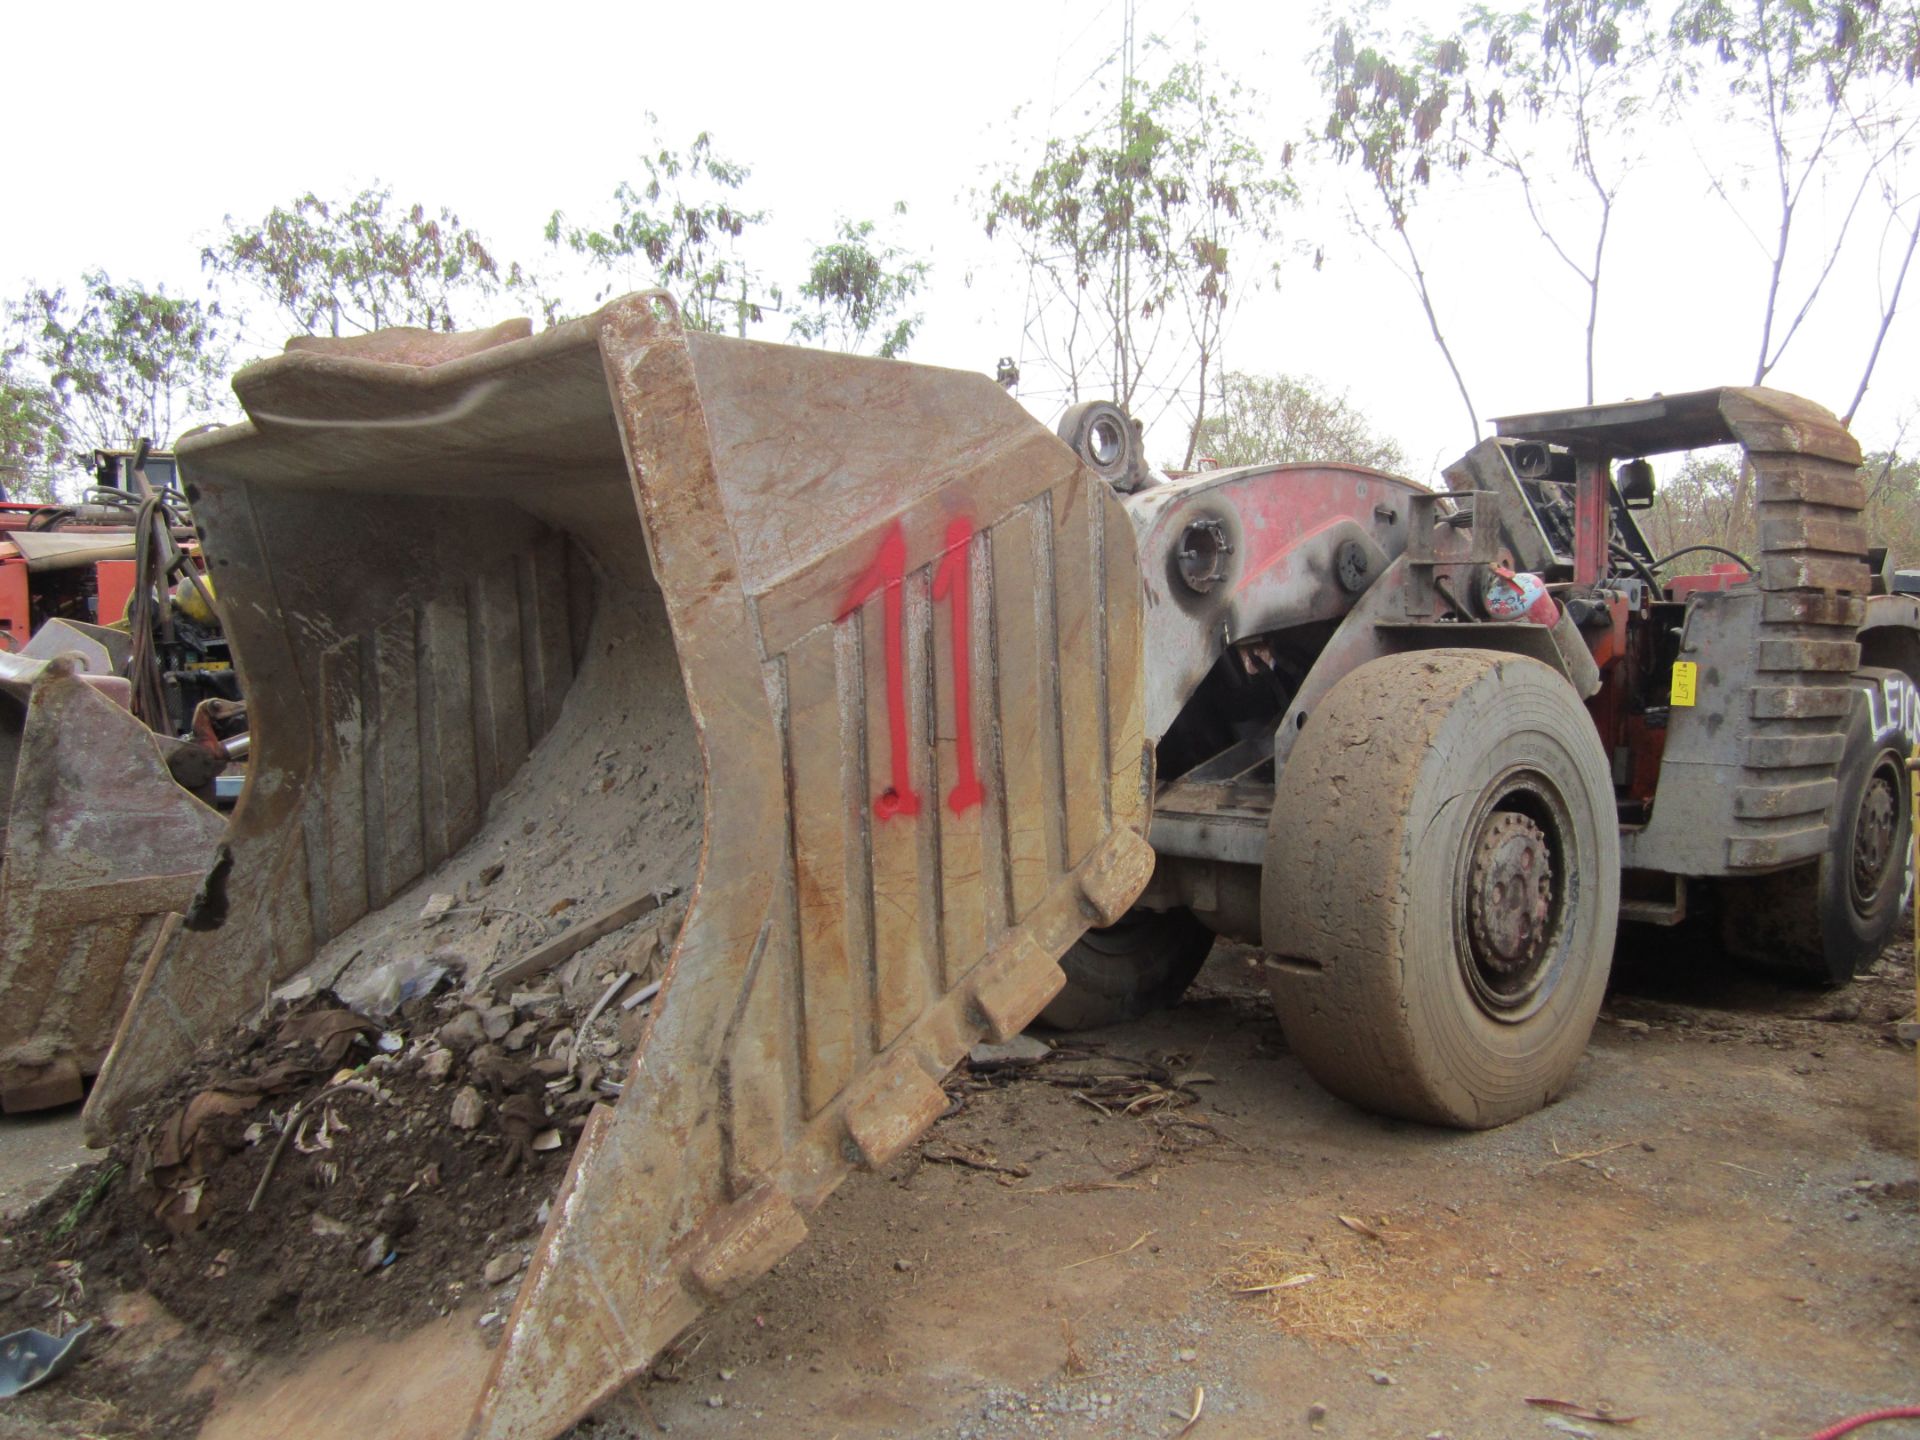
[550,122,775,334]
[20,272,231,457]
[1464,0,1658,404]
[0,327,70,501]
[1640,449,1745,558]
[1860,429,1920,571]
[982,44,1291,462]
[1670,0,1920,420]
[1192,371,1407,471]
[1320,1,1657,429]
[789,210,929,359]
[1640,433,1920,572]
[1320,17,1486,440]
[204,185,542,339]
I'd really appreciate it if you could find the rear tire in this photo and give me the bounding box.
[1039,907,1214,1031]
[1262,650,1620,1129]
[1720,675,1916,986]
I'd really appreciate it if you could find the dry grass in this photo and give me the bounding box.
[1219,1232,1425,1343]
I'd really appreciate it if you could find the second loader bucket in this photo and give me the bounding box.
[84,293,1153,1439]
[0,648,223,1112]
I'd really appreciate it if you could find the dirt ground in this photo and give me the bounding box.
[2,927,1915,1440]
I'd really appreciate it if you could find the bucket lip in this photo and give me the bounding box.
[215,308,602,420]
[179,310,620,495]
[187,293,1016,476]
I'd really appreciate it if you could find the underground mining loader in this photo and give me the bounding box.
[1082,384,1916,1131]
[75,293,1913,1438]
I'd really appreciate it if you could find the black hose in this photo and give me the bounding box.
[1650,544,1754,573]
[126,494,170,731]
[1609,543,1663,595]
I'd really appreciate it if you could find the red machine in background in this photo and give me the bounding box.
[0,445,238,738]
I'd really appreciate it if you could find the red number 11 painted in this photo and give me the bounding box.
[840,518,983,820]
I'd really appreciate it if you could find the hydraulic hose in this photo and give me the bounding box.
[1650,543,1755,573]
[1808,1406,1920,1439]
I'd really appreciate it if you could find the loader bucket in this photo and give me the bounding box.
[83,293,1152,1439]
[0,654,223,1111]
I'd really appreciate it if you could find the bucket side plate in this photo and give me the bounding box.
[469,299,1150,1439]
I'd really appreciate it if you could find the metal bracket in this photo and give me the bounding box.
[1405,490,1501,619]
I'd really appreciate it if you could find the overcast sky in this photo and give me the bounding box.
[8,0,1915,479]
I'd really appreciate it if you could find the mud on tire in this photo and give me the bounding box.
[1261,650,1620,1129]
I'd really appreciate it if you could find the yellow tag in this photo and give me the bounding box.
[1670,661,1698,707]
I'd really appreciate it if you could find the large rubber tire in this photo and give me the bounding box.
[1720,673,1917,987]
[1263,650,1620,1129]
[1038,907,1214,1031]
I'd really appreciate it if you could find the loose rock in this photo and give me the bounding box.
[358,1234,391,1275]
[450,1087,485,1130]
[436,1011,486,1052]
[968,1034,1052,1066]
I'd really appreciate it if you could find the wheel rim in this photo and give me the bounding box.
[1848,753,1904,919]
[1454,770,1574,1023]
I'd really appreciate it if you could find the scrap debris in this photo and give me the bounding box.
[1525,1397,1639,1425]
[1062,1229,1156,1271]
[1537,1139,1636,1175]
[920,1144,1032,1180]
[0,1322,92,1400]
[1172,1383,1206,1437]
[1336,1213,1386,1243]
[4,920,689,1357]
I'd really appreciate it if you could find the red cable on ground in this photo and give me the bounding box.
[1809,1406,1920,1439]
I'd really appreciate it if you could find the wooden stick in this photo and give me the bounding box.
[1061,1229,1155,1270]
[1232,1272,1318,1295]
[248,1080,379,1213]
[487,888,673,988]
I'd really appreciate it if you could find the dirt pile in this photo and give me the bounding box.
[304,595,706,1004]
[0,941,700,1366]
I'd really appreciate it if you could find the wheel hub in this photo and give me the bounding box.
[1851,769,1899,910]
[1467,811,1555,993]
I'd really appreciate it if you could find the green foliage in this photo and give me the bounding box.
[1320,0,1652,232]
[20,272,230,457]
[1669,0,1911,107]
[790,210,929,359]
[204,185,539,338]
[1639,449,1748,558]
[982,47,1292,446]
[50,1161,122,1240]
[1861,447,1920,570]
[1321,18,1476,225]
[1323,0,1657,415]
[1319,12,1490,435]
[0,333,71,502]
[1642,442,1920,572]
[1193,372,1406,472]
[549,121,773,334]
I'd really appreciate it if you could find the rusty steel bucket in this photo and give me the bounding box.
[0,635,224,1113]
[82,293,1152,1439]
